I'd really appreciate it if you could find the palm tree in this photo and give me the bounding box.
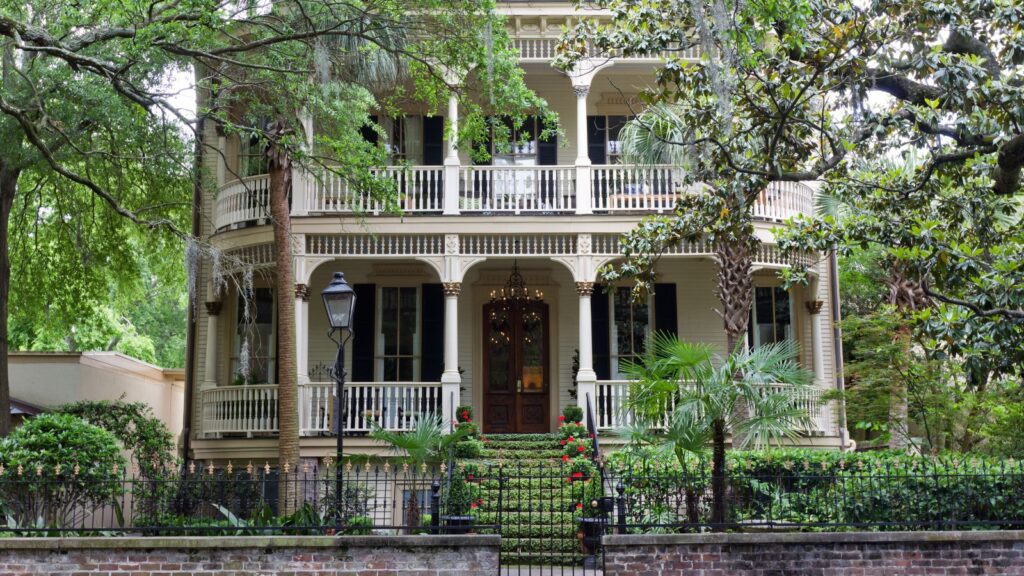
[619,332,815,528]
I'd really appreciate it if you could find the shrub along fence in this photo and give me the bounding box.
[605,454,1024,532]
[2,455,1024,537]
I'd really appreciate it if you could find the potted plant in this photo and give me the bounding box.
[441,469,476,534]
[569,459,606,556]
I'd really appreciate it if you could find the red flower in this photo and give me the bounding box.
[471,502,478,509]
[577,445,585,452]
[559,440,566,446]
[576,503,583,510]
[562,455,569,462]
[558,415,565,422]
[590,433,595,439]
[468,474,474,479]
[572,471,584,478]
[567,436,574,442]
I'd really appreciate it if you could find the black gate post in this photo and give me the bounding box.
[430,479,441,534]
[616,481,627,535]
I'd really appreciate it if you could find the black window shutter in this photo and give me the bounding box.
[591,287,611,380]
[422,116,445,166]
[653,283,678,338]
[538,118,558,166]
[420,284,444,382]
[587,116,607,165]
[351,284,376,382]
[360,115,379,145]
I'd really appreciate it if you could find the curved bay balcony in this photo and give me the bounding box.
[212,164,814,231]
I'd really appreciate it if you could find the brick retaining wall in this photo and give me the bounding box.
[603,531,1024,575]
[0,535,499,575]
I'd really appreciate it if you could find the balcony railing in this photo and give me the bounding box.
[595,380,833,435]
[202,381,443,438]
[213,165,814,229]
[512,37,700,62]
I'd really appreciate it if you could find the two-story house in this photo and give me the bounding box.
[185,1,846,463]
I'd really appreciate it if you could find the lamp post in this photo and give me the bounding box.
[321,271,356,530]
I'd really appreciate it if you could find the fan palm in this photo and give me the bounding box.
[620,332,815,527]
[370,414,471,465]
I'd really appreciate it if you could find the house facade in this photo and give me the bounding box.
[186,2,846,462]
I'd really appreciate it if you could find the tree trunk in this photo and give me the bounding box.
[267,131,299,514]
[0,167,17,437]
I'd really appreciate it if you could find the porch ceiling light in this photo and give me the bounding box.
[322,272,356,331]
[489,259,543,304]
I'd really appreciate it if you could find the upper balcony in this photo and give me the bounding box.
[213,164,814,231]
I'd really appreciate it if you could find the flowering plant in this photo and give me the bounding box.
[564,437,593,459]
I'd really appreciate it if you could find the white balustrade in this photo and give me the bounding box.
[203,381,443,438]
[512,37,700,62]
[595,380,831,434]
[214,174,271,230]
[459,165,575,214]
[308,167,444,215]
[591,165,684,213]
[753,181,815,221]
[202,384,280,436]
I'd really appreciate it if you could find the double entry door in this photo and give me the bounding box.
[482,299,550,433]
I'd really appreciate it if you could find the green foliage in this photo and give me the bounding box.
[456,405,474,423]
[566,459,603,519]
[442,469,477,516]
[370,414,471,465]
[561,406,583,424]
[56,398,176,475]
[454,438,483,459]
[0,414,126,527]
[558,421,587,441]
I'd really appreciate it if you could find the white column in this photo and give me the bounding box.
[202,301,222,388]
[806,300,825,383]
[296,284,311,384]
[441,282,462,427]
[575,282,598,423]
[573,85,593,216]
[443,93,461,216]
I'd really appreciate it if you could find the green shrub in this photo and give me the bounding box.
[443,469,478,516]
[566,458,603,518]
[56,398,176,475]
[562,406,583,424]
[456,405,474,423]
[0,413,126,528]
[343,515,373,535]
[454,438,484,459]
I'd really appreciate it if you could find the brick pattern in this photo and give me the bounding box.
[604,535,1024,576]
[0,538,498,576]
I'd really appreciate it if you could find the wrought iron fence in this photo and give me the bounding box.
[0,461,497,536]
[604,458,1024,532]
[3,457,1024,540]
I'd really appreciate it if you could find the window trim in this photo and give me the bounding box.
[229,287,277,385]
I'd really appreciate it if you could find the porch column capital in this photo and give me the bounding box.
[573,84,590,99]
[575,281,595,296]
[204,301,223,316]
[443,282,462,297]
[295,283,310,301]
[805,300,824,315]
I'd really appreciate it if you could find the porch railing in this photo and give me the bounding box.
[595,380,832,435]
[202,381,442,438]
[308,166,444,215]
[214,174,270,230]
[458,165,576,213]
[215,165,814,226]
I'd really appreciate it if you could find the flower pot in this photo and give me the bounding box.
[575,516,607,555]
[441,515,476,534]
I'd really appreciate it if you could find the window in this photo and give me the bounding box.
[493,116,539,166]
[378,287,419,381]
[382,116,424,164]
[604,115,630,164]
[749,287,793,348]
[238,119,270,177]
[611,290,650,379]
[232,288,276,384]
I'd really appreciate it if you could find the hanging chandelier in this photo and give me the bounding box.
[489,259,543,304]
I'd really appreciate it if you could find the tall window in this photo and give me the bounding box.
[604,115,631,164]
[378,287,419,381]
[611,290,650,378]
[238,119,270,177]
[232,288,276,384]
[383,116,424,164]
[493,116,539,166]
[749,287,793,348]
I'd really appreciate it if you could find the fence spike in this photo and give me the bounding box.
[264,461,271,474]
[227,461,234,474]
[246,461,254,475]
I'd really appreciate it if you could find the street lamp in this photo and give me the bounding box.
[321,271,356,530]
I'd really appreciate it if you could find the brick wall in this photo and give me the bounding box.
[0,535,499,575]
[603,531,1024,575]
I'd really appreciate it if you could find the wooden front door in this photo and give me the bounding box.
[482,299,550,433]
